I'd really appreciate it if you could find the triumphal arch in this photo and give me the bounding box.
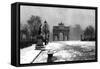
[53,22,70,41]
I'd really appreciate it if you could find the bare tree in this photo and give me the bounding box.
[27,15,42,37]
[20,24,29,41]
[83,25,95,41]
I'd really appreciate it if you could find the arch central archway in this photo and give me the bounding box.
[59,32,63,41]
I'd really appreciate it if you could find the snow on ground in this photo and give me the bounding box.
[53,41,95,46]
[20,41,95,64]
[20,44,41,64]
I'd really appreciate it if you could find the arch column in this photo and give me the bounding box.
[67,32,69,40]
[63,33,65,41]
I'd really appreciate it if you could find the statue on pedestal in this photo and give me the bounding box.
[35,25,44,50]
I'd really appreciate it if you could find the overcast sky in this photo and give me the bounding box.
[20,5,95,31]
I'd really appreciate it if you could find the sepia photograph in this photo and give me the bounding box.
[20,5,96,64]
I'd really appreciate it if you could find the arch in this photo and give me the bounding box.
[53,23,69,41]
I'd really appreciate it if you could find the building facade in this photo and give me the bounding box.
[53,23,70,41]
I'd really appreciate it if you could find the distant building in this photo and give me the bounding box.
[53,22,70,41]
[69,24,83,41]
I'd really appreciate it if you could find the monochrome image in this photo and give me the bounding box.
[20,5,96,64]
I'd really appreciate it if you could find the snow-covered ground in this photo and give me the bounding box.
[20,41,95,64]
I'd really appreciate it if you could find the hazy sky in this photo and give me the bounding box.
[20,5,95,31]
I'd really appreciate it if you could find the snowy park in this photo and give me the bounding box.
[19,5,96,65]
[20,41,95,64]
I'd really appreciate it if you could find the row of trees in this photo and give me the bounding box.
[20,15,95,48]
[70,24,95,41]
[20,15,50,48]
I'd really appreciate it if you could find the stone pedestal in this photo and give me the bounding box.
[47,50,54,63]
[35,35,44,50]
[47,54,53,63]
